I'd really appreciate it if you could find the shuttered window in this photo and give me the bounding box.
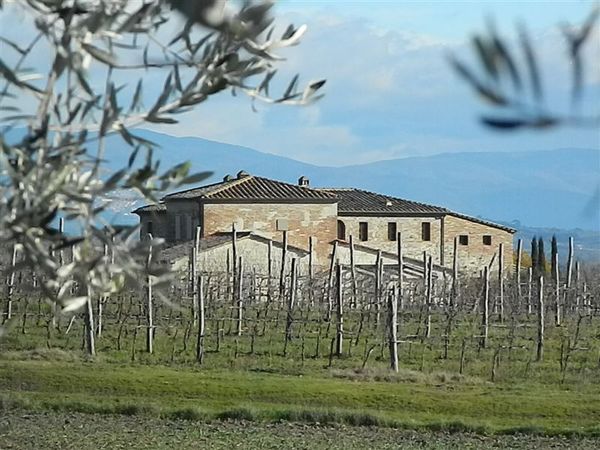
[388,222,397,241]
[421,222,431,241]
[337,220,346,240]
[359,222,368,241]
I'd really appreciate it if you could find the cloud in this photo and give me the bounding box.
[141,5,599,166]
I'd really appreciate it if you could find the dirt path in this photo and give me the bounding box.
[1,410,598,450]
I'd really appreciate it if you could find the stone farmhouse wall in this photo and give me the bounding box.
[161,237,310,277]
[336,216,443,264]
[337,214,513,275]
[202,202,337,267]
[138,200,200,242]
[139,201,514,278]
[139,212,169,240]
[443,215,514,275]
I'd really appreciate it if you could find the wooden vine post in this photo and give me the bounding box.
[451,236,458,305]
[335,262,344,356]
[388,274,399,372]
[326,241,338,320]
[267,240,273,307]
[237,256,244,336]
[553,249,561,326]
[349,235,358,307]
[565,236,574,313]
[375,250,382,326]
[536,276,545,361]
[515,238,522,302]
[396,232,404,310]
[566,237,574,289]
[96,243,108,338]
[84,285,96,356]
[191,243,199,326]
[279,230,288,301]
[196,273,205,364]
[481,265,489,349]
[527,267,533,315]
[284,257,297,354]
[425,254,433,339]
[498,242,504,323]
[231,223,238,304]
[146,234,154,354]
[4,243,18,323]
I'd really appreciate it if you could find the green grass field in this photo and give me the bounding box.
[1,287,599,447]
[1,357,599,437]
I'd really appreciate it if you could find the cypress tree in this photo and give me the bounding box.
[531,237,538,275]
[551,235,558,278]
[538,237,547,275]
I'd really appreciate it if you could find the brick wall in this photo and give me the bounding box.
[443,214,514,275]
[202,202,337,266]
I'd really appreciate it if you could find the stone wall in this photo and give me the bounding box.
[202,202,337,266]
[164,200,201,242]
[138,213,169,241]
[443,214,514,275]
[140,201,514,278]
[161,237,310,276]
[337,216,443,264]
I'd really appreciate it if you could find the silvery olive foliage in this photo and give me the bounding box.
[450,7,599,130]
[0,1,325,325]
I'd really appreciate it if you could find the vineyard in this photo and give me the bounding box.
[1,236,599,388]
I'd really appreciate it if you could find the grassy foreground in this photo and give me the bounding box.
[1,358,599,437]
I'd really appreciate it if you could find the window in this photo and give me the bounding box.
[388,222,397,241]
[359,222,368,241]
[421,222,431,241]
[483,235,492,246]
[459,235,469,246]
[337,220,346,240]
[146,221,153,236]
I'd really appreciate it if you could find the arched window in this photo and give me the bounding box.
[337,220,346,240]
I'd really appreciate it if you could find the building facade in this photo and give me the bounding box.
[134,171,515,275]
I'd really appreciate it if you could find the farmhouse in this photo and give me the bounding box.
[133,171,515,276]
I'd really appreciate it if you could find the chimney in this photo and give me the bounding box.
[298,176,310,187]
[237,170,250,179]
[223,174,233,181]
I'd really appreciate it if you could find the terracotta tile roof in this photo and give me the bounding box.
[163,175,337,202]
[449,212,516,233]
[132,203,166,214]
[320,188,448,215]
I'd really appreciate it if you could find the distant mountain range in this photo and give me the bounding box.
[5,128,600,260]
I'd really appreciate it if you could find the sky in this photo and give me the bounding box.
[148,0,600,166]
[0,1,598,167]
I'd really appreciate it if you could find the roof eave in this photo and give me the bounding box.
[202,198,337,205]
[447,212,516,233]
[338,211,447,217]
